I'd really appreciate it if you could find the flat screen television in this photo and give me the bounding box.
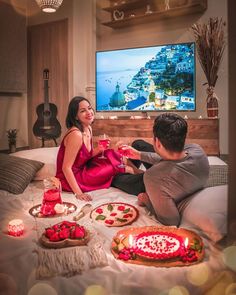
[96,42,196,112]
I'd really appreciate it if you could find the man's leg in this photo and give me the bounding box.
[131,139,155,169]
[111,173,145,195]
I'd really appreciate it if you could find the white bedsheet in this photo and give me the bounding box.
[0,182,228,295]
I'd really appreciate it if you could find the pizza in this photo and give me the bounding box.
[90,202,139,227]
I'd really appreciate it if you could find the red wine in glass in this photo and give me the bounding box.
[117,145,129,168]
[98,134,109,159]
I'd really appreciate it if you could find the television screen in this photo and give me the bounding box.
[96,42,196,112]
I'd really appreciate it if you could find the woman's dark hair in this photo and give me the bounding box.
[65,96,91,132]
[153,113,188,152]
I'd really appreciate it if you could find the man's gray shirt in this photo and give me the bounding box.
[141,144,209,226]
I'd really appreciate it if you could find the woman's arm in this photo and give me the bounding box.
[62,130,92,201]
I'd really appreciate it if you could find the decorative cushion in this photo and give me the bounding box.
[0,153,44,194]
[179,185,227,242]
[11,147,59,180]
[205,164,228,187]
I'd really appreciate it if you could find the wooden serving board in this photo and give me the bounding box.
[40,230,90,249]
[111,226,204,267]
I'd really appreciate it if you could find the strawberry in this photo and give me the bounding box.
[49,231,60,242]
[74,226,85,239]
[45,228,55,238]
[59,228,70,240]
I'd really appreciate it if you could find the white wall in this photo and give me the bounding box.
[96,0,228,154]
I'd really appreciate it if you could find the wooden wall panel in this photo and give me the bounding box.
[92,118,219,156]
[28,19,68,148]
[0,1,27,93]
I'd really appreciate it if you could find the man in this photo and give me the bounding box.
[112,113,209,226]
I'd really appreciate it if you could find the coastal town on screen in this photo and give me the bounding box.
[96,43,195,112]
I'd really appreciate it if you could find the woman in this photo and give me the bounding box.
[56,96,133,201]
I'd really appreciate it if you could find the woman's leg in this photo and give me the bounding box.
[111,173,145,195]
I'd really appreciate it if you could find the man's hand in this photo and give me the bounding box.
[117,144,141,160]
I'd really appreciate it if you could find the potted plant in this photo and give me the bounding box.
[191,17,226,118]
[6,129,18,153]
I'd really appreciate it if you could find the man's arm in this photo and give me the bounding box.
[141,152,162,165]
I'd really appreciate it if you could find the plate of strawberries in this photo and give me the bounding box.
[40,221,90,248]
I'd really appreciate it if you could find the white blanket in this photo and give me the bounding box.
[0,182,228,295]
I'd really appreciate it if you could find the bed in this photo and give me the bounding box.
[0,147,230,295]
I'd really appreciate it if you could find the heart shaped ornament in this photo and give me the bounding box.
[113,10,125,21]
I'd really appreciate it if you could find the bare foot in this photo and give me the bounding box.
[137,192,150,207]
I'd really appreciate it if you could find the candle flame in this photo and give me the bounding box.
[184,237,189,248]
[129,234,133,246]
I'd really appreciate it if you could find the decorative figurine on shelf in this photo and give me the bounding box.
[145,4,153,14]
[6,128,18,153]
[165,0,170,10]
[113,9,125,21]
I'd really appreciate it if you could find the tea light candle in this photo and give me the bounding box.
[8,219,24,237]
[184,237,189,249]
[128,234,134,246]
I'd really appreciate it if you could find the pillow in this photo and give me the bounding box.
[0,153,44,194]
[205,164,228,187]
[179,185,227,243]
[11,147,59,180]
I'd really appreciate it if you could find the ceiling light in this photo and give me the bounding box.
[35,0,63,13]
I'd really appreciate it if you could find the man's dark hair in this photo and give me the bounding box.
[66,96,91,132]
[153,113,188,152]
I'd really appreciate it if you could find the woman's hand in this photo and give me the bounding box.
[75,192,92,201]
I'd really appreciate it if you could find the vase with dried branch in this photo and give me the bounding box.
[6,129,18,153]
[191,17,226,118]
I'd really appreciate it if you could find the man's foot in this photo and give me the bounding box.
[137,192,150,207]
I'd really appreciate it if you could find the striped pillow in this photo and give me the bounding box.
[0,153,44,194]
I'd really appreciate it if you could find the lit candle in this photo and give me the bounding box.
[128,234,133,246]
[184,237,189,249]
[8,219,24,237]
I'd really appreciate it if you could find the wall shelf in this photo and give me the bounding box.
[102,0,207,29]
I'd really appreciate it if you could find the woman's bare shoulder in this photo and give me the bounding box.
[64,128,82,145]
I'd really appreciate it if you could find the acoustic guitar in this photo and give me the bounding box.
[33,69,61,142]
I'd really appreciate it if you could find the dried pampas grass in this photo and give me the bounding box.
[191,17,226,87]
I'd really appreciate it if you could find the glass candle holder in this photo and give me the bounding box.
[8,219,24,237]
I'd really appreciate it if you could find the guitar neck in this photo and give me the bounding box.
[44,79,50,111]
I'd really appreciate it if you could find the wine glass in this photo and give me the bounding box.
[117,144,129,168]
[98,134,110,159]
